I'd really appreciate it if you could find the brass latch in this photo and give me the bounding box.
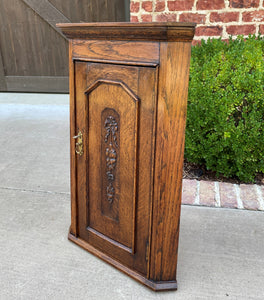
[73,131,83,156]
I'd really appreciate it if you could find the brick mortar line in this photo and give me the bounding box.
[193,0,198,11]
[196,22,263,26]
[135,5,264,11]
[182,8,264,13]
[131,0,264,6]
[132,11,264,16]
[194,31,261,40]
[134,8,264,15]
[214,182,221,207]
[193,34,256,40]
[235,184,244,209]
[239,10,243,22]
[194,180,200,205]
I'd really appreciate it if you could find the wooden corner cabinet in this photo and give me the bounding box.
[57,22,195,291]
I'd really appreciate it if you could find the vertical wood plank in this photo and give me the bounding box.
[0,49,7,91]
[0,0,127,92]
[150,42,192,282]
[22,0,70,38]
[69,40,78,236]
[49,0,127,22]
[0,1,7,90]
[0,0,68,78]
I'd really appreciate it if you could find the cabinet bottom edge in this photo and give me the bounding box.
[68,232,178,291]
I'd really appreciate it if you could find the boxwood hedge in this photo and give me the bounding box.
[185,35,264,182]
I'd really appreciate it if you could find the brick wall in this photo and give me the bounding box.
[130,0,264,43]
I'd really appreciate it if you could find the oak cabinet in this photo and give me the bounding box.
[57,22,195,291]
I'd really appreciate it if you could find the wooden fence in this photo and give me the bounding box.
[0,0,129,93]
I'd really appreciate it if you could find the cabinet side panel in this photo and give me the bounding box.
[69,41,78,236]
[150,42,192,281]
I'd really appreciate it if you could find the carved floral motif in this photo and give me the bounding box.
[105,116,118,147]
[104,116,118,203]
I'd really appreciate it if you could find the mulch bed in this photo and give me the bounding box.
[183,160,264,185]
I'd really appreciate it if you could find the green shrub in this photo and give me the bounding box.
[185,35,264,182]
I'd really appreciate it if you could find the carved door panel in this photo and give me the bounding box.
[75,61,157,275]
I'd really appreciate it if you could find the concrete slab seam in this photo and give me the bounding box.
[0,186,70,196]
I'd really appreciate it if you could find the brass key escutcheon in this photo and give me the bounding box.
[73,131,83,156]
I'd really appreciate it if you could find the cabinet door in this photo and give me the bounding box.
[74,61,157,276]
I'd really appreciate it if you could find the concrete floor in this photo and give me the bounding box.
[0,93,264,300]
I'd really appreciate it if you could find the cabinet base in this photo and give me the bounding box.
[68,232,178,291]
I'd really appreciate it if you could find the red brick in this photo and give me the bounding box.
[168,0,194,11]
[141,14,153,22]
[130,16,139,22]
[130,1,140,13]
[155,13,177,22]
[260,24,264,34]
[230,0,259,8]
[240,184,259,210]
[197,0,225,10]
[192,40,202,46]
[195,26,223,36]
[243,10,264,22]
[226,24,256,35]
[142,1,153,12]
[210,12,239,23]
[199,181,216,207]
[179,13,206,24]
[219,182,238,209]
[155,1,166,12]
[182,179,197,205]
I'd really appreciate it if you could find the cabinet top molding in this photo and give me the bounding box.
[56,22,196,42]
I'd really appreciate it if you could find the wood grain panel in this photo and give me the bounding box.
[74,61,158,276]
[22,0,70,38]
[86,80,139,252]
[86,63,139,94]
[0,0,128,92]
[150,42,192,282]
[72,40,159,65]
[50,0,128,23]
[0,51,6,91]
[69,40,78,236]
[0,0,68,77]
[57,22,196,42]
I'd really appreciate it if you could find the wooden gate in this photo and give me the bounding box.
[0,0,129,93]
